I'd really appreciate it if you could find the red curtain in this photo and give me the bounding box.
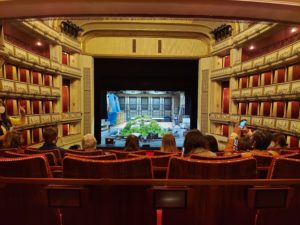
[251,102,258,115]
[44,101,51,113]
[44,75,51,86]
[22,130,28,145]
[293,64,300,81]
[5,64,13,80]
[32,101,40,114]
[62,85,70,113]
[264,72,272,85]
[32,71,39,84]
[291,101,300,119]
[223,55,230,68]
[276,101,285,117]
[252,75,259,87]
[222,87,229,114]
[19,68,27,82]
[277,68,285,83]
[240,77,248,88]
[5,99,14,116]
[32,128,40,143]
[19,100,28,112]
[63,124,69,136]
[240,103,247,115]
[290,136,299,148]
[222,124,229,137]
[263,102,271,116]
[62,52,69,65]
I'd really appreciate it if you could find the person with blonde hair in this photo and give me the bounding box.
[160,133,177,153]
[82,134,97,151]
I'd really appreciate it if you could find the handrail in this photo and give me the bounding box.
[1,177,300,186]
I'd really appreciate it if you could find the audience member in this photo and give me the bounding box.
[160,133,177,153]
[69,144,81,150]
[183,129,215,157]
[124,134,139,151]
[205,135,219,153]
[39,126,65,156]
[0,99,26,148]
[268,133,288,151]
[82,134,97,151]
[237,136,251,151]
[3,130,24,150]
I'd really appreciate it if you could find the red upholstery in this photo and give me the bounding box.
[25,148,61,160]
[153,150,181,156]
[105,150,147,159]
[190,153,241,160]
[269,157,300,179]
[0,148,17,156]
[64,149,104,156]
[0,155,52,178]
[64,152,116,160]
[63,156,153,178]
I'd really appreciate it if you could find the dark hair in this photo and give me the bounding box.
[124,134,140,151]
[251,130,272,150]
[43,126,58,144]
[69,144,81,150]
[237,136,251,151]
[205,135,219,152]
[183,129,208,155]
[272,133,288,148]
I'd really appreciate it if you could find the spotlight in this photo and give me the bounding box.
[36,41,42,46]
[249,45,255,50]
[291,27,297,33]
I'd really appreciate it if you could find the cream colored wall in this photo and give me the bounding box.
[80,55,94,134]
[83,37,209,58]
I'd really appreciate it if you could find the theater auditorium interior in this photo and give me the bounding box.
[0,0,300,225]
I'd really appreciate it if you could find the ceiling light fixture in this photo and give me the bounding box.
[291,27,297,33]
[36,41,42,46]
[249,45,255,50]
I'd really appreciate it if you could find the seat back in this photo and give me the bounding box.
[64,153,116,160]
[253,154,274,167]
[150,154,174,167]
[0,148,18,156]
[168,156,256,179]
[63,156,153,178]
[25,148,61,160]
[269,157,300,178]
[190,153,241,160]
[0,155,52,177]
[153,150,181,156]
[23,149,57,166]
[63,149,104,156]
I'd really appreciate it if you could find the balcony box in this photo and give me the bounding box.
[4,42,14,55]
[263,118,275,128]
[251,116,263,126]
[278,46,292,59]
[241,89,252,98]
[40,86,51,96]
[61,65,81,77]
[276,119,289,131]
[252,57,264,68]
[15,82,28,94]
[15,47,27,61]
[209,113,217,120]
[264,86,276,96]
[265,52,278,64]
[231,90,241,98]
[241,61,252,71]
[292,40,300,55]
[232,65,241,73]
[28,115,40,125]
[40,114,51,123]
[252,87,263,97]
[51,87,61,97]
[27,52,39,64]
[0,79,15,92]
[40,57,51,68]
[291,81,300,94]
[290,120,300,134]
[221,114,230,121]
[230,115,240,123]
[51,114,61,122]
[276,83,291,95]
[28,84,40,95]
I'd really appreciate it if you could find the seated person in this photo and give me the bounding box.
[82,134,97,152]
[39,126,65,156]
[124,134,140,151]
[3,130,24,151]
[237,136,252,152]
[268,133,288,152]
[69,144,81,150]
[183,129,216,157]
[204,135,219,153]
[160,133,177,153]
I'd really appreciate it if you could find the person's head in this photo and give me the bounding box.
[124,134,139,151]
[82,134,97,151]
[237,136,251,151]
[43,126,58,145]
[69,144,81,150]
[250,130,272,150]
[271,133,288,148]
[3,130,23,148]
[205,135,219,152]
[0,99,11,123]
[183,129,208,156]
[160,133,177,152]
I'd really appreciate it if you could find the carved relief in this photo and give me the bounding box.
[290,121,300,134]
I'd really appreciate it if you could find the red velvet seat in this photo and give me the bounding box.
[253,154,274,178]
[105,149,147,159]
[63,156,153,178]
[0,155,59,225]
[64,152,116,160]
[190,153,241,160]
[25,148,61,161]
[62,156,155,225]
[153,150,181,156]
[63,149,104,156]
[0,148,18,156]
[165,156,256,225]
